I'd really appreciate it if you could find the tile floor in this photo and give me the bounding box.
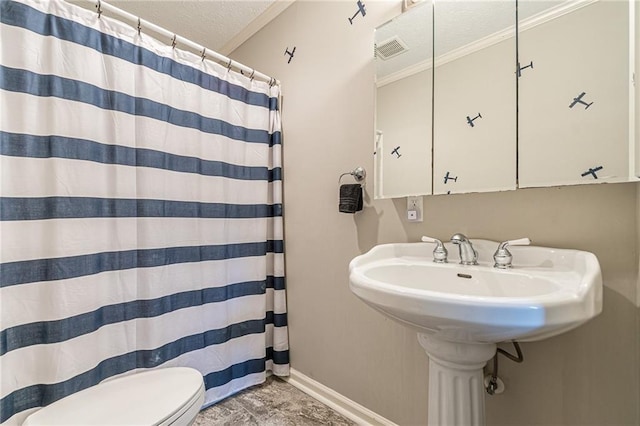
[194,376,355,425]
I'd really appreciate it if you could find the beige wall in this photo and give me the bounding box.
[636,183,640,424]
[635,3,640,423]
[637,0,640,178]
[232,1,640,425]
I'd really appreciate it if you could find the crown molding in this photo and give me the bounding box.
[377,0,598,88]
[222,0,295,56]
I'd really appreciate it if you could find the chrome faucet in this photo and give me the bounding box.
[493,238,531,268]
[450,233,478,265]
[421,236,448,263]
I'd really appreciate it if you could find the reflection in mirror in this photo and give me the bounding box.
[373,0,637,200]
[374,2,433,199]
[433,0,516,195]
[518,0,634,187]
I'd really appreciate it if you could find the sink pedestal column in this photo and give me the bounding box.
[418,334,497,426]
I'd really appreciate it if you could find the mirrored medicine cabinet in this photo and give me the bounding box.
[373,0,638,199]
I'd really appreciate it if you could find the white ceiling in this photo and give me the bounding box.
[70,0,288,55]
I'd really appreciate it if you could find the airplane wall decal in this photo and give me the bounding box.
[516,61,534,77]
[349,1,366,25]
[466,113,482,127]
[569,92,593,109]
[391,146,402,158]
[284,46,296,64]
[581,166,603,179]
[444,171,458,184]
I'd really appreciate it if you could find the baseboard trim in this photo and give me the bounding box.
[283,369,398,426]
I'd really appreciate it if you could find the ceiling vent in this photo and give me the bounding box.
[375,36,409,60]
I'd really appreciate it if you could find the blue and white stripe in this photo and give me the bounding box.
[0,0,289,424]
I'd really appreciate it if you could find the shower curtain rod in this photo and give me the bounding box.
[83,0,279,85]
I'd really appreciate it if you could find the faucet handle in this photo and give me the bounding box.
[494,238,531,269]
[421,236,448,263]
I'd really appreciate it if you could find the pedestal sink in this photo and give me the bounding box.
[349,239,602,426]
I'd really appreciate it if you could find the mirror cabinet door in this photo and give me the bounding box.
[518,0,631,187]
[432,0,517,195]
[373,0,635,200]
[374,2,433,199]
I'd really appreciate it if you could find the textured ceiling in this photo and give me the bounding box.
[376,0,568,80]
[375,1,433,80]
[71,0,281,55]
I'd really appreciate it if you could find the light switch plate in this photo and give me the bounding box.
[407,196,423,222]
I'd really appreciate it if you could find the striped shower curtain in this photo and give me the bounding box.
[0,0,289,424]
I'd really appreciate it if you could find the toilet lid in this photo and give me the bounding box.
[23,367,205,426]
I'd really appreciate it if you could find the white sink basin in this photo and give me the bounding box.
[349,239,603,343]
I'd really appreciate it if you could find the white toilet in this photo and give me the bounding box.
[22,367,205,426]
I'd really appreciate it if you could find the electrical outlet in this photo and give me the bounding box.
[406,196,423,222]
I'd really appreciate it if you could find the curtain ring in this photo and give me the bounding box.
[171,35,177,49]
[227,59,233,71]
[201,48,207,61]
[240,68,255,81]
[137,18,141,35]
[96,0,102,18]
